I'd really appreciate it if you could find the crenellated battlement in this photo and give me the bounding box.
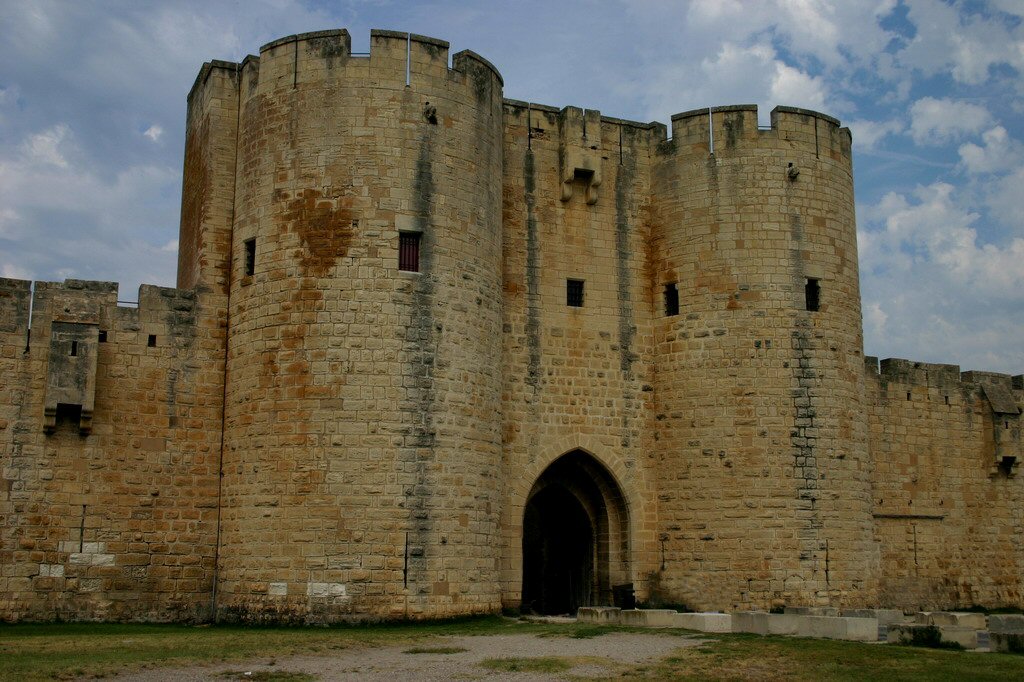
[501,99,851,169]
[195,29,505,106]
[866,356,1023,394]
[667,104,851,162]
[0,278,198,336]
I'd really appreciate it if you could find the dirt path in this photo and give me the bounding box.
[105,631,706,681]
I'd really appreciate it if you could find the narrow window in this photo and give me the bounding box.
[243,238,256,277]
[398,232,421,272]
[566,279,585,307]
[98,330,107,343]
[805,278,820,312]
[70,340,78,357]
[907,392,912,401]
[944,395,949,405]
[148,334,157,348]
[664,282,679,316]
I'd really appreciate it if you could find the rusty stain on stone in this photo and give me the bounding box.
[279,188,355,277]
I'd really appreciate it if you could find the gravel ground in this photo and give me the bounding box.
[104,631,705,681]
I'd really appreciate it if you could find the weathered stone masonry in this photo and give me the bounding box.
[1,29,1021,623]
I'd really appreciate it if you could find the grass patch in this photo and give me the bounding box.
[569,625,609,639]
[403,645,469,654]
[480,656,572,673]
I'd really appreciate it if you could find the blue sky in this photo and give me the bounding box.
[0,0,1021,373]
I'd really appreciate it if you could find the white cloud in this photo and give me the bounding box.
[769,62,828,111]
[0,86,9,124]
[0,262,32,280]
[897,0,1024,85]
[22,124,71,168]
[988,166,1024,228]
[908,97,993,146]
[685,0,897,68]
[958,126,1023,175]
[859,181,1024,372]
[143,125,163,142]
[847,118,905,151]
[0,207,18,238]
[639,40,831,124]
[990,0,1024,19]
[0,126,180,292]
[863,300,889,340]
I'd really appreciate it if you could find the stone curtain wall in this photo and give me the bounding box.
[868,359,1024,611]
[0,279,224,622]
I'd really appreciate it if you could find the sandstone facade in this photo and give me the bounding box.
[1,29,1021,623]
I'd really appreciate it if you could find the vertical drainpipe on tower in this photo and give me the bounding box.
[708,107,715,155]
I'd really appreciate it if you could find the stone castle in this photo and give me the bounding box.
[1,29,1021,624]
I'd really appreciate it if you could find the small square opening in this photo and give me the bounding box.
[98,330,107,343]
[567,279,585,307]
[399,231,421,272]
[664,283,679,316]
[805,278,820,312]
[148,334,157,348]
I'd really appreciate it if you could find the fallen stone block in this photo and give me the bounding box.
[989,614,1024,634]
[889,623,978,649]
[991,632,1024,653]
[577,606,621,624]
[842,608,905,625]
[731,612,801,635]
[672,612,732,633]
[619,609,677,627]
[796,616,878,642]
[732,611,770,634]
[917,611,986,630]
[766,614,803,635]
[785,606,840,617]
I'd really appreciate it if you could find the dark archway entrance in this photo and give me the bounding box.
[521,450,630,615]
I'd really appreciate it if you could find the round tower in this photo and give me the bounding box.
[216,30,504,622]
[650,105,878,610]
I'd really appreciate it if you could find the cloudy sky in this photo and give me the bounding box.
[0,0,1021,373]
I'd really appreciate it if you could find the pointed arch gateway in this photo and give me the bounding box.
[520,450,631,615]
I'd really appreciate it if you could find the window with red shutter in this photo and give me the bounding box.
[399,232,421,272]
